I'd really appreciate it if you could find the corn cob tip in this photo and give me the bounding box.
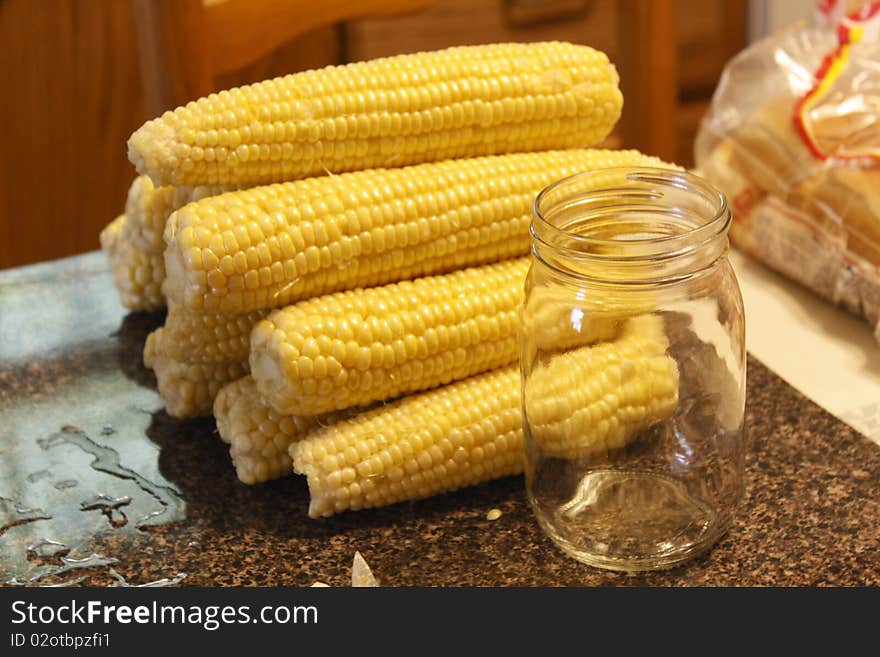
[99,215,124,252]
[128,119,176,185]
[213,381,235,446]
[214,375,334,485]
[249,347,286,400]
[289,366,524,518]
[249,258,528,417]
[100,214,166,312]
[161,240,187,306]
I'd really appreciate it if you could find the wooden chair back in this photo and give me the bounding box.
[134,0,433,116]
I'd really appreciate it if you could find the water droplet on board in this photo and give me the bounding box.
[26,470,52,483]
[38,426,185,527]
[27,538,70,560]
[107,568,187,587]
[80,494,132,528]
[27,553,119,584]
[42,576,88,587]
[0,497,51,536]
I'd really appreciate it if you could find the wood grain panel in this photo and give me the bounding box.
[678,0,747,98]
[0,0,145,269]
[346,0,745,93]
[215,25,342,94]
[204,0,431,75]
[346,0,619,62]
[617,0,678,160]
[0,1,340,269]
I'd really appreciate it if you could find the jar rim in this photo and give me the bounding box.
[531,167,730,263]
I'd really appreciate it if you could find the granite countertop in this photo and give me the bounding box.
[1,252,878,587]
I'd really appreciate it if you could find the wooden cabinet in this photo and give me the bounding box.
[0,0,745,268]
[0,0,339,269]
[0,0,145,270]
[347,0,746,164]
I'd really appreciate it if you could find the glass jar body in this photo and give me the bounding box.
[521,169,746,571]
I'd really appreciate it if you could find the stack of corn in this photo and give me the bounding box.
[104,42,681,517]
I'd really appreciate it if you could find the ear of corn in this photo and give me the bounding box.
[122,176,180,255]
[101,177,233,311]
[214,377,331,484]
[291,365,524,518]
[215,314,679,505]
[123,175,230,254]
[143,344,248,418]
[128,42,623,187]
[145,148,675,417]
[149,303,268,364]
[250,257,529,416]
[523,314,679,459]
[292,314,680,517]
[163,149,672,314]
[519,281,660,352]
[100,215,166,312]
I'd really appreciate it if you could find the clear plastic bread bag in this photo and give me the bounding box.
[694,1,880,342]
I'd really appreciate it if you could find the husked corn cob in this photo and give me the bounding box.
[291,366,524,518]
[520,282,660,352]
[292,315,680,517]
[163,149,671,314]
[129,42,623,187]
[100,215,165,311]
[143,304,265,416]
[148,303,268,364]
[523,314,679,459]
[214,377,321,483]
[122,176,180,254]
[122,175,229,254]
[101,178,231,312]
[214,376,354,484]
[143,345,247,418]
[250,258,529,416]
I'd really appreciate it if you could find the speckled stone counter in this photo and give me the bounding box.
[1,253,878,586]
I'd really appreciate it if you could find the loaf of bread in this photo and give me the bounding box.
[696,26,880,342]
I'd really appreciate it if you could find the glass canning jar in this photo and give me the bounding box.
[521,168,746,572]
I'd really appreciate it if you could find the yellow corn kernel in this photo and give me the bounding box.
[163,149,673,313]
[128,42,623,187]
[291,366,524,518]
[523,314,680,459]
[250,258,529,416]
[100,214,165,311]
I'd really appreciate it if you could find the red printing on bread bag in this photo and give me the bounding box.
[793,1,880,162]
